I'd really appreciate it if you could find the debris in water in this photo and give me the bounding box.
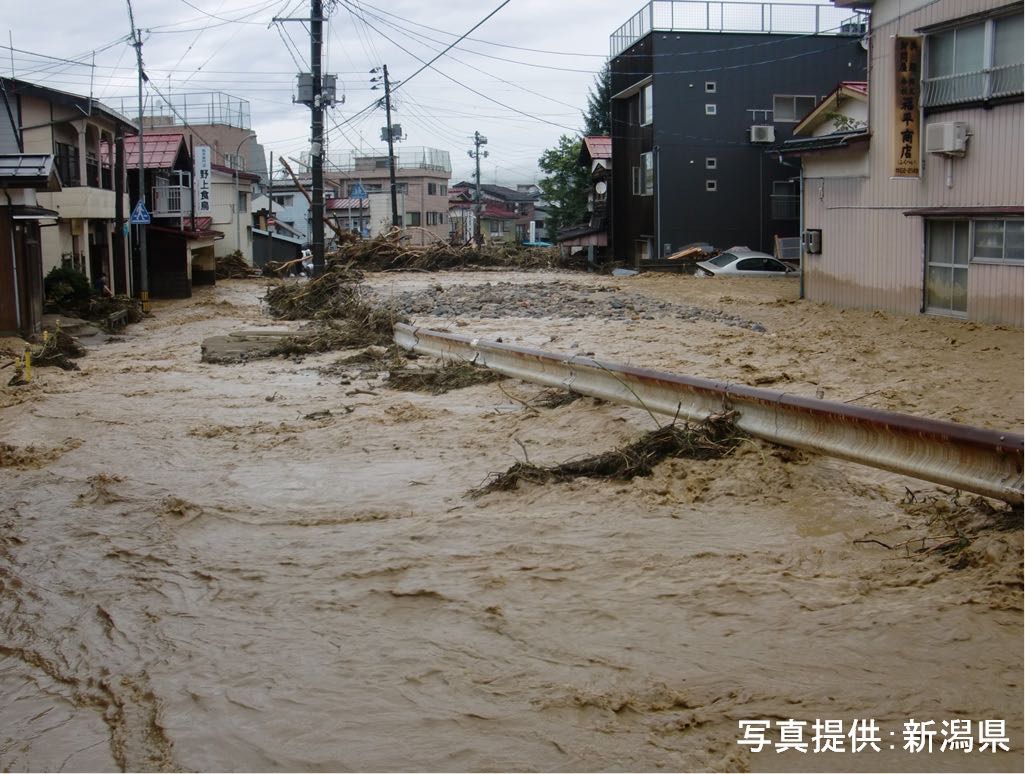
[328,229,557,272]
[0,438,83,469]
[387,361,501,394]
[264,265,404,353]
[216,251,260,279]
[471,413,747,496]
[31,328,86,370]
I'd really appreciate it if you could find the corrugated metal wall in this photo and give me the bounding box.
[803,0,1023,326]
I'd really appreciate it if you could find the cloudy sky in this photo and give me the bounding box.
[5,0,644,184]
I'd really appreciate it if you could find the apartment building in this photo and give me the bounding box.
[608,1,867,265]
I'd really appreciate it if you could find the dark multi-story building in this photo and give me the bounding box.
[609,1,868,265]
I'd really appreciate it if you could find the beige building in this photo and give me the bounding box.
[320,147,452,246]
[3,78,134,293]
[784,0,1022,326]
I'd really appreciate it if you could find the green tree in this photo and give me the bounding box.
[537,134,590,238]
[583,62,612,136]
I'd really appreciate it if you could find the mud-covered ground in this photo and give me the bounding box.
[1,271,1021,772]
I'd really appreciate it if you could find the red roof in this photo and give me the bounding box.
[582,136,612,160]
[122,133,188,169]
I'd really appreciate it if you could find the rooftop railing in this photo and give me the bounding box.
[610,1,867,57]
[306,147,452,175]
[108,91,251,130]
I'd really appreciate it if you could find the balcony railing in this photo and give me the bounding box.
[152,184,189,217]
[770,194,799,220]
[610,1,866,57]
[922,63,1024,108]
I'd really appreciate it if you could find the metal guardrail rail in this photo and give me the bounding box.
[394,323,1024,504]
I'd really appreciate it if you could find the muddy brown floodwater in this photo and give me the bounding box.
[1,271,1021,772]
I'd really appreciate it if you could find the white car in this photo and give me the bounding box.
[695,248,796,277]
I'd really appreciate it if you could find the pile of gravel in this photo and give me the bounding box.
[373,281,766,332]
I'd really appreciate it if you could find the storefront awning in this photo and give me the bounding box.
[9,204,60,220]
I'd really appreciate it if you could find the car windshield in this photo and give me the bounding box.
[706,252,739,267]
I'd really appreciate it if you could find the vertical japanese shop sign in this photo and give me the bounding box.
[194,145,212,215]
[894,36,922,177]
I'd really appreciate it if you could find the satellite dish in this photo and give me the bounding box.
[595,181,607,195]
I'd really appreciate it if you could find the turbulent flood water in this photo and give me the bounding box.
[1,274,1021,772]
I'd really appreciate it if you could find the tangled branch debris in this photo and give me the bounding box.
[264,264,404,353]
[854,492,1022,565]
[32,328,86,370]
[216,252,260,279]
[471,413,746,497]
[332,229,557,272]
[387,361,502,394]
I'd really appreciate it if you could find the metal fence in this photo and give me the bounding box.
[610,1,866,57]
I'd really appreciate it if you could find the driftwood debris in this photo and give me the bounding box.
[664,246,704,262]
[471,413,747,496]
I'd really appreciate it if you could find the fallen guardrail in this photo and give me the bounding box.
[394,323,1024,505]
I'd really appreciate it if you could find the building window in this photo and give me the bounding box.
[705,81,717,93]
[773,94,817,122]
[427,182,437,195]
[705,157,717,170]
[924,12,1024,107]
[406,212,421,227]
[972,219,1024,264]
[770,181,799,220]
[641,82,653,125]
[706,180,717,192]
[925,220,970,314]
[705,104,717,115]
[54,142,80,187]
[440,184,447,196]
[632,151,654,196]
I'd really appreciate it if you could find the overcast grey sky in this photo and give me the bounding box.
[5,0,644,184]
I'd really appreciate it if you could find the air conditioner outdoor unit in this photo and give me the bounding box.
[750,125,775,143]
[925,122,969,155]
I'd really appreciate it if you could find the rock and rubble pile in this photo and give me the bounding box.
[376,281,766,331]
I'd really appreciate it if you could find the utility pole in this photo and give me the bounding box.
[127,0,148,310]
[468,131,488,245]
[382,65,399,229]
[309,0,325,276]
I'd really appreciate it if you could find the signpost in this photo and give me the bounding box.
[348,181,368,234]
[130,200,150,225]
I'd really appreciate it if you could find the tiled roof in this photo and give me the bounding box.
[0,153,56,185]
[121,133,187,169]
[582,136,612,160]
